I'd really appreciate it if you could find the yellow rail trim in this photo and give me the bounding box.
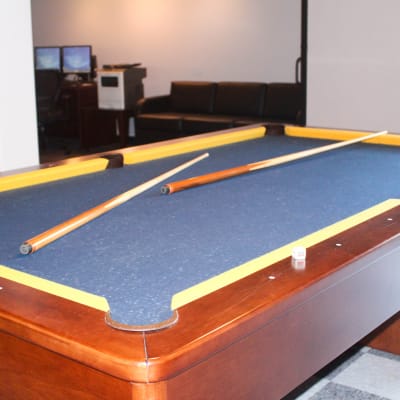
[123,126,266,165]
[285,126,400,146]
[0,158,109,193]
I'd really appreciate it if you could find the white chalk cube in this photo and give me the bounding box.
[292,246,306,260]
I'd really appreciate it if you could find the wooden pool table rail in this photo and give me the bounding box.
[1,204,400,399]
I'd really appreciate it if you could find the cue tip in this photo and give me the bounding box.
[160,185,171,195]
[19,242,33,255]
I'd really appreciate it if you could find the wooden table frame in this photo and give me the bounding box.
[1,204,399,399]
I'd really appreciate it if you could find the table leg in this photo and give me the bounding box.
[363,312,400,354]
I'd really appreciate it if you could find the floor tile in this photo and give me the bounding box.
[332,353,400,400]
[309,382,390,400]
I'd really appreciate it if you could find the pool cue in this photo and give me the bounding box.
[161,130,388,195]
[20,152,209,255]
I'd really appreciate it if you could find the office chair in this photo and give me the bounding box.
[35,70,72,152]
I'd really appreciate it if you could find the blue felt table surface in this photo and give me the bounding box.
[1,135,399,326]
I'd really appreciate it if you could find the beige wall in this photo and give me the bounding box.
[4,1,399,172]
[308,0,400,133]
[0,0,300,171]
[31,0,301,96]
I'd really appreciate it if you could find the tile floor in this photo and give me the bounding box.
[284,346,400,400]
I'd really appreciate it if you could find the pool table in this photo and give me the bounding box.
[1,125,400,399]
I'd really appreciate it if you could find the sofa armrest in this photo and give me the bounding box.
[136,95,171,114]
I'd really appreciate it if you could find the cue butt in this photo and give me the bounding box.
[19,243,33,255]
[161,165,251,194]
[161,130,388,194]
[19,153,209,254]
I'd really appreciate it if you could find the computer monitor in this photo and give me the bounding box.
[62,45,92,74]
[34,47,61,70]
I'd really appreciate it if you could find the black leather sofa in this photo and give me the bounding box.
[135,81,304,144]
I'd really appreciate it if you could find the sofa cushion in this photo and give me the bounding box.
[181,114,234,134]
[262,83,303,122]
[213,82,266,117]
[135,113,182,132]
[170,81,216,113]
[233,117,267,127]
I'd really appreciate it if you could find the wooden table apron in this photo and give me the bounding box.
[1,202,400,399]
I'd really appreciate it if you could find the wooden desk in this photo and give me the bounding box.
[37,79,133,151]
[58,81,132,150]
[60,81,98,139]
[80,108,133,150]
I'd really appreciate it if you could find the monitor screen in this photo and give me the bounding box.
[62,45,92,74]
[35,47,61,70]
